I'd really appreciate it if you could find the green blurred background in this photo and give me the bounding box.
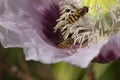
[0,43,120,80]
[0,0,119,80]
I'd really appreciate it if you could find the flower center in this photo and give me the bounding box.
[53,0,120,50]
[53,0,98,49]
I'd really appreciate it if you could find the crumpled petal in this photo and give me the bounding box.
[93,31,120,63]
[0,0,68,62]
[0,0,119,68]
[93,5,120,63]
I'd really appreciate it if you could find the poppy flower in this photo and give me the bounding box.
[0,0,119,68]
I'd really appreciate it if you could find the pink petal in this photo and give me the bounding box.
[0,0,113,68]
[93,31,120,63]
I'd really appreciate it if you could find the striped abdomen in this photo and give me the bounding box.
[57,38,74,49]
[67,13,80,24]
[67,6,89,24]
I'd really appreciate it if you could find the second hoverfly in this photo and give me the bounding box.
[57,38,74,49]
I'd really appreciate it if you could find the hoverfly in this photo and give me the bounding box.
[57,38,74,49]
[66,6,89,24]
[54,5,89,33]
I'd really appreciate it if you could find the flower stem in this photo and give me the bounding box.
[88,64,95,80]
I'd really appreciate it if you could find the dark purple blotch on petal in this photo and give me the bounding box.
[40,1,63,45]
[93,33,120,63]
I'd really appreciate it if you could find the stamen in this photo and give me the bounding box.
[53,0,119,49]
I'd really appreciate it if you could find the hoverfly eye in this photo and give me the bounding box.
[65,9,71,12]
